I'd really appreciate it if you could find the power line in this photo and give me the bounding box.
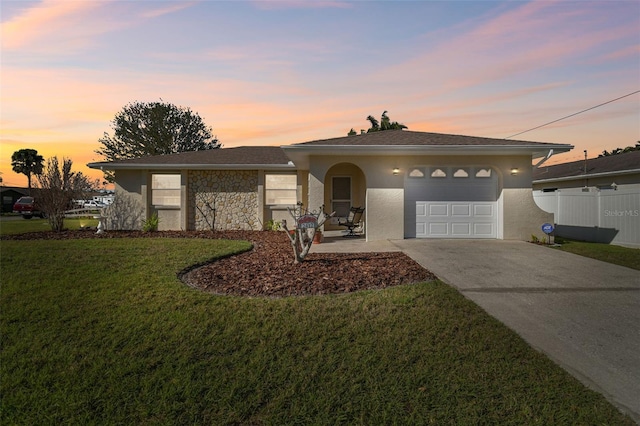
[505,90,640,139]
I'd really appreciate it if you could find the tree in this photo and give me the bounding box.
[598,142,640,157]
[96,101,220,181]
[36,157,95,232]
[348,111,407,135]
[11,148,44,190]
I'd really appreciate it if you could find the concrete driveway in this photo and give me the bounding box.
[392,239,640,423]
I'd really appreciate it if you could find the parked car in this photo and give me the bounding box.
[83,200,105,209]
[12,196,44,219]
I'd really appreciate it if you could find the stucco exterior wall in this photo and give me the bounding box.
[188,170,259,231]
[502,188,554,240]
[366,188,405,241]
[114,169,146,207]
[110,169,147,230]
[305,153,548,242]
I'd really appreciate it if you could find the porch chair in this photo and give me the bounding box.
[338,207,365,237]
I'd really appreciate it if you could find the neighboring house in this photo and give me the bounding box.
[88,130,573,241]
[533,150,640,247]
[1,187,28,213]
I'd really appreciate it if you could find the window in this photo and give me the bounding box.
[453,168,469,178]
[431,168,446,178]
[475,168,492,178]
[152,174,181,207]
[409,168,425,178]
[332,176,351,217]
[265,174,297,205]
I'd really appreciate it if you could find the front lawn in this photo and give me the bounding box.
[554,238,640,270]
[1,238,633,424]
[0,217,98,235]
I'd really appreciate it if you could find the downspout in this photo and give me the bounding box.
[533,149,554,168]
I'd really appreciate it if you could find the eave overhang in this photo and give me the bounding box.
[281,144,574,169]
[87,162,296,171]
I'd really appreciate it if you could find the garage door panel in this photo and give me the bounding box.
[429,204,448,216]
[415,201,497,238]
[451,204,471,216]
[474,223,494,236]
[473,204,493,216]
[451,222,471,236]
[416,222,427,236]
[429,222,449,235]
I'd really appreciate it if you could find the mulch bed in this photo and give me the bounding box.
[3,230,436,297]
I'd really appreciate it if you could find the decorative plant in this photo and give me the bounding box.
[281,202,334,264]
[531,234,539,244]
[265,219,281,231]
[142,212,160,232]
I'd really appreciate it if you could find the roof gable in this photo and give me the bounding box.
[88,146,293,170]
[294,130,560,147]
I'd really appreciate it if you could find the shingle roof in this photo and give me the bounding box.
[533,150,640,181]
[89,146,292,168]
[294,130,559,147]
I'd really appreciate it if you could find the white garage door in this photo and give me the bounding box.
[405,166,498,238]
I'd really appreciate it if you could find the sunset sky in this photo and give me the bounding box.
[1,0,639,188]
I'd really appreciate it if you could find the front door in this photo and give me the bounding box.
[332,176,351,218]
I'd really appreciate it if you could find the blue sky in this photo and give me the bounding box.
[1,0,638,186]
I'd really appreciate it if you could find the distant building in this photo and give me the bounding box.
[1,187,29,213]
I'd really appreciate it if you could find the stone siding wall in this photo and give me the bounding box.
[188,170,259,231]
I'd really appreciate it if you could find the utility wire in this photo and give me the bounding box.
[505,90,640,139]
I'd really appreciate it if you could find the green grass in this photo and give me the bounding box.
[1,238,634,425]
[554,237,640,270]
[0,217,98,235]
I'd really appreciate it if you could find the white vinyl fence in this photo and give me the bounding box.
[533,185,640,247]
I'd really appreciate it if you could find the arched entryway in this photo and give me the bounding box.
[323,163,366,233]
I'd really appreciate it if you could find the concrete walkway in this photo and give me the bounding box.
[312,237,640,422]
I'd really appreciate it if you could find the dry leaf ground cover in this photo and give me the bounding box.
[4,229,436,296]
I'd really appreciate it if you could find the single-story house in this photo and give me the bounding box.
[88,130,573,241]
[533,150,640,247]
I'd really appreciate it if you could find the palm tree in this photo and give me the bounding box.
[366,111,406,133]
[11,148,44,190]
[366,115,380,132]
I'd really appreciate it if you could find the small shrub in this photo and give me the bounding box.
[531,234,539,244]
[265,219,281,231]
[142,212,159,232]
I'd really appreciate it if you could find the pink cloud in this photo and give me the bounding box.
[597,44,640,63]
[252,0,353,10]
[1,0,109,51]
[372,1,637,97]
[139,1,198,19]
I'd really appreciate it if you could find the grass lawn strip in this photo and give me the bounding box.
[0,217,98,235]
[553,238,640,270]
[1,238,634,424]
